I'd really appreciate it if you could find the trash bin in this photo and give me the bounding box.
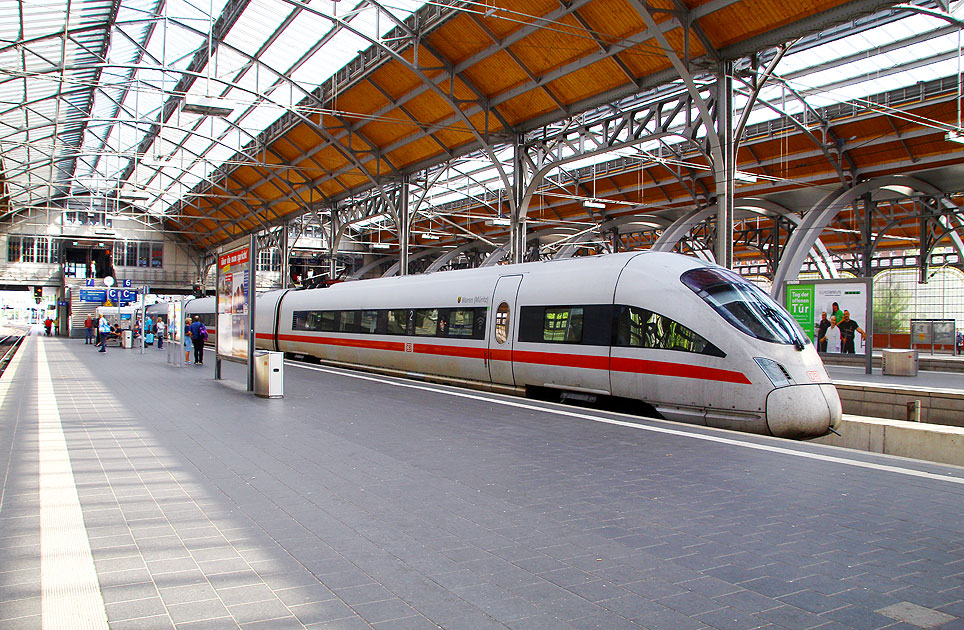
[121,329,132,348]
[254,350,284,398]
[882,349,918,376]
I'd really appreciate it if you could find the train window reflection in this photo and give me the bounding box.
[544,307,583,342]
[495,302,510,344]
[360,310,378,333]
[386,309,408,335]
[448,309,475,338]
[414,309,438,336]
[681,268,807,346]
[614,305,724,357]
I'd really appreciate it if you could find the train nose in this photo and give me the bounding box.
[765,384,842,439]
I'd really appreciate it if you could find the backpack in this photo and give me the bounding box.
[199,323,208,341]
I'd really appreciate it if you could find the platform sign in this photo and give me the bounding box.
[216,245,250,361]
[80,289,107,303]
[107,288,138,303]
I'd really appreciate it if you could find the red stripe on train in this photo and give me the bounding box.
[259,333,750,384]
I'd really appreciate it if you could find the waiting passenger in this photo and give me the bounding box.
[184,329,193,364]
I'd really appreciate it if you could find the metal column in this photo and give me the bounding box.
[716,60,735,269]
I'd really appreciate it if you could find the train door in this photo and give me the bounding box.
[487,274,522,385]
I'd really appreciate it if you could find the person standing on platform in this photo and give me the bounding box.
[838,310,866,354]
[815,311,830,352]
[156,318,165,349]
[188,315,205,364]
[98,315,110,352]
[184,329,193,364]
[84,315,94,344]
[44,317,52,336]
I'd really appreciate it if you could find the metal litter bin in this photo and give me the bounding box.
[254,350,284,398]
[121,329,132,348]
[882,349,918,376]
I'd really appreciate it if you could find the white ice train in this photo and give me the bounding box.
[185,251,841,439]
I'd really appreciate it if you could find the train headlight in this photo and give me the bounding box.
[754,357,794,388]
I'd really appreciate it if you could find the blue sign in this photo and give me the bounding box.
[122,279,132,288]
[85,279,95,287]
[80,289,107,302]
[107,288,138,302]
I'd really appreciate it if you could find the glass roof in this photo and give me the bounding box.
[0,0,959,231]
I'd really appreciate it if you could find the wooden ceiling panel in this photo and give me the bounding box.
[696,0,855,50]
[425,13,494,65]
[460,50,533,97]
[508,15,597,76]
[547,58,630,106]
[334,80,393,119]
[495,88,563,126]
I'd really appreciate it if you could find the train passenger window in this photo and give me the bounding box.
[360,310,378,334]
[318,311,338,332]
[414,309,438,336]
[545,307,583,342]
[448,309,475,338]
[614,305,724,357]
[339,310,359,333]
[386,309,408,335]
[495,302,510,344]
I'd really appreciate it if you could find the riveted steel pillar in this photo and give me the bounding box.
[329,210,339,281]
[511,139,526,264]
[716,60,735,269]
[399,177,411,276]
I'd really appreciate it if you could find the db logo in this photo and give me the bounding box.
[405,342,413,353]
[807,370,822,382]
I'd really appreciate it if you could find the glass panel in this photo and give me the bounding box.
[21,237,35,262]
[151,242,163,268]
[682,267,807,347]
[414,309,438,336]
[615,305,723,357]
[339,310,358,333]
[386,309,408,335]
[126,242,138,267]
[7,236,20,262]
[359,310,378,333]
[448,309,475,338]
[137,242,149,267]
[543,307,583,342]
[495,303,510,344]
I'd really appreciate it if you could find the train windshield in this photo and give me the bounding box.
[681,267,809,347]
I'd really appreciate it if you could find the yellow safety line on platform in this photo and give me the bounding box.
[37,339,109,629]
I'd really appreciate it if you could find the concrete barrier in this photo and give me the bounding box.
[813,415,964,467]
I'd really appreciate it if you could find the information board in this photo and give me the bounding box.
[217,246,250,361]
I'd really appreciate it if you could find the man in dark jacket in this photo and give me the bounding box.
[188,315,205,364]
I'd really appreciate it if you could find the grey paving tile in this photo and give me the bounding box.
[166,598,232,625]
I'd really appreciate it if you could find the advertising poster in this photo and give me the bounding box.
[168,302,181,343]
[786,281,869,354]
[217,246,250,361]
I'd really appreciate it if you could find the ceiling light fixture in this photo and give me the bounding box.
[583,200,606,209]
[181,97,234,117]
[946,130,964,144]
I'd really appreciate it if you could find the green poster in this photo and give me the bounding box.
[785,284,815,339]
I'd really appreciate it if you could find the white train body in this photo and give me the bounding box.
[190,251,841,438]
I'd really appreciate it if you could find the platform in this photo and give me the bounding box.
[2,335,964,629]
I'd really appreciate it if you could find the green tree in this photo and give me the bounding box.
[873,285,911,333]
